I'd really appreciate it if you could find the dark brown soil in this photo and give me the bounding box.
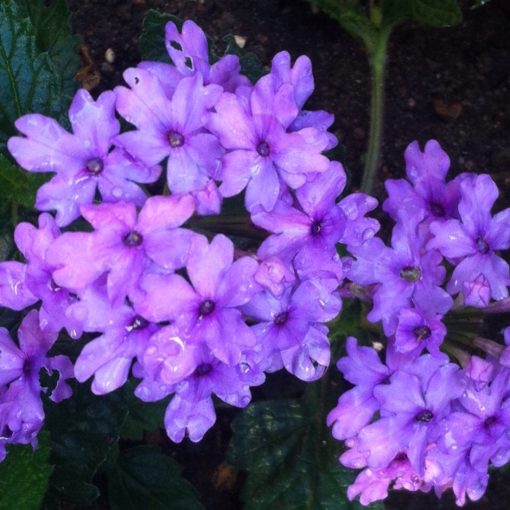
[64,1,510,509]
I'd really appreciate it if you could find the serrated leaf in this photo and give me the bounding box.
[107,446,204,510]
[411,0,462,27]
[0,154,47,209]
[17,0,81,98]
[0,432,53,510]
[228,383,383,510]
[0,0,63,150]
[139,10,179,63]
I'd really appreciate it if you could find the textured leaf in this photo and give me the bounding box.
[0,154,48,209]
[411,0,462,27]
[228,382,383,510]
[0,0,63,149]
[139,10,178,63]
[0,432,53,510]
[107,446,204,510]
[17,0,81,97]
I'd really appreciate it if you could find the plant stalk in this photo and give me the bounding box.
[360,26,391,195]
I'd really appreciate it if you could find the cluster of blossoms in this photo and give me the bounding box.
[329,140,510,505]
[0,21,377,452]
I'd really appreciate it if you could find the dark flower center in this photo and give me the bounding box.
[256,140,270,157]
[476,237,489,254]
[414,326,431,341]
[274,311,289,326]
[430,202,445,217]
[310,220,322,236]
[85,157,104,175]
[399,265,422,282]
[50,278,61,292]
[23,357,34,376]
[127,315,149,331]
[168,130,184,148]
[123,230,144,247]
[484,416,498,428]
[394,452,408,462]
[415,410,433,423]
[0,424,13,439]
[199,299,216,316]
[195,363,213,377]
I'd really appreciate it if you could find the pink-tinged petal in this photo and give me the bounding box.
[187,235,233,297]
[296,162,346,216]
[74,331,120,383]
[8,116,85,175]
[81,201,137,231]
[0,262,37,310]
[404,140,450,183]
[407,424,429,474]
[254,256,295,297]
[383,178,425,223]
[68,89,119,154]
[114,128,170,168]
[115,68,173,130]
[193,179,222,215]
[134,273,198,323]
[14,213,59,263]
[105,148,161,184]
[458,174,498,236]
[487,208,510,250]
[257,232,304,262]
[138,194,195,234]
[91,357,132,395]
[145,228,199,270]
[348,237,392,285]
[138,61,181,97]
[186,133,222,179]
[426,364,465,412]
[251,200,310,234]
[208,93,257,149]
[98,173,148,207]
[463,274,491,308]
[170,74,222,133]
[209,55,250,91]
[339,194,380,246]
[218,150,256,197]
[428,219,475,258]
[374,371,425,414]
[166,147,209,193]
[46,355,73,402]
[36,175,97,226]
[245,160,280,212]
[165,20,209,77]
[216,256,260,307]
[164,395,216,443]
[107,250,142,305]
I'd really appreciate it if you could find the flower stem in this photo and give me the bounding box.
[361,26,391,195]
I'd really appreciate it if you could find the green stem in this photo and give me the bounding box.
[360,26,391,195]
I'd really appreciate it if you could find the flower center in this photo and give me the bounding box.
[256,140,270,157]
[399,265,422,282]
[415,410,433,423]
[274,311,289,326]
[49,278,61,292]
[127,315,149,332]
[168,130,184,148]
[85,157,104,175]
[199,299,216,316]
[195,363,213,377]
[23,357,34,376]
[484,416,498,428]
[123,230,144,247]
[310,220,322,236]
[414,326,431,341]
[430,202,445,217]
[476,237,489,254]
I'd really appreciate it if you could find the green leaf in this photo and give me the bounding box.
[139,10,178,63]
[107,446,204,510]
[120,391,168,440]
[410,0,462,27]
[0,432,53,510]
[228,382,383,510]
[17,0,81,98]
[0,0,63,150]
[223,35,266,82]
[0,154,48,209]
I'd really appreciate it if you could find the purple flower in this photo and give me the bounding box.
[48,196,196,304]
[133,234,260,364]
[8,90,160,226]
[115,70,222,194]
[253,163,346,262]
[208,78,331,211]
[428,174,510,302]
[348,222,452,334]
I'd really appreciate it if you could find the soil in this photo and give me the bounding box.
[64,0,510,509]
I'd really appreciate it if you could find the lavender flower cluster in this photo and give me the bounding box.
[0,21,375,456]
[329,141,510,506]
